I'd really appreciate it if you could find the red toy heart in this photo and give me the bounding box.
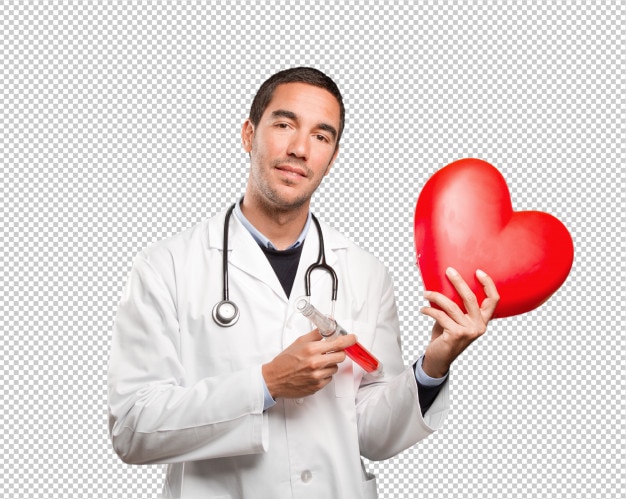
[414,158,574,318]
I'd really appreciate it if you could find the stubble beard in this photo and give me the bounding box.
[254,174,312,216]
[250,157,321,216]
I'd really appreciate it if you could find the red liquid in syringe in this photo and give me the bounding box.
[296,298,384,377]
[345,343,381,374]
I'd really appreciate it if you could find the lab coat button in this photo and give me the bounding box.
[296,398,304,405]
[301,470,312,483]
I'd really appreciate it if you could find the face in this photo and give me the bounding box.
[242,82,341,212]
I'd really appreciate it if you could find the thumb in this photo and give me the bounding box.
[431,321,444,340]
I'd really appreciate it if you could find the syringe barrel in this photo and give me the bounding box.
[296,299,337,337]
[344,343,383,377]
[295,298,383,377]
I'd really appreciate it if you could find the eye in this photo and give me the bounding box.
[315,134,330,143]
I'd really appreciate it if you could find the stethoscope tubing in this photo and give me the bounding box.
[212,204,240,327]
[213,203,338,327]
[306,215,338,302]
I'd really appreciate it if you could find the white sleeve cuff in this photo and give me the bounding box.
[261,373,276,411]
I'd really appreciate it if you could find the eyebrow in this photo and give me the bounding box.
[270,109,338,142]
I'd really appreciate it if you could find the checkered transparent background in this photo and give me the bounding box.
[2,1,624,498]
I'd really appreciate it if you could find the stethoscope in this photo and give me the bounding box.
[212,203,339,327]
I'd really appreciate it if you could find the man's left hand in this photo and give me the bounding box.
[420,267,500,378]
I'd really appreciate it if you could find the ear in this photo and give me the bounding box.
[241,119,254,153]
[324,144,340,176]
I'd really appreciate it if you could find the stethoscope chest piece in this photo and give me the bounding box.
[212,299,240,327]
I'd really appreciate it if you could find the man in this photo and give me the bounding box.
[108,67,499,498]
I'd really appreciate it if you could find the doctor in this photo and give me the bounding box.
[108,67,500,499]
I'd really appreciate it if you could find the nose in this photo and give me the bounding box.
[286,130,309,160]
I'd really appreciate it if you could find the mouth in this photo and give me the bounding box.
[275,163,308,179]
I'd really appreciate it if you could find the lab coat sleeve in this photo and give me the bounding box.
[108,252,268,465]
[355,267,449,461]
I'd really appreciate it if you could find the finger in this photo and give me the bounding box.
[420,305,460,332]
[323,364,340,377]
[320,352,346,368]
[296,329,324,343]
[333,333,358,349]
[321,334,356,353]
[445,267,480,316]
[476,269,500,319]
[423,290,465,323]
[313,368,337,388]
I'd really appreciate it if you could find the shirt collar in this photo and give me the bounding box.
[233,198,312,251]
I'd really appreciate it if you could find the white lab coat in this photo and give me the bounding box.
[108,208,450,499]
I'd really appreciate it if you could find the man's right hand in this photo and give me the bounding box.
[262,329,357,399]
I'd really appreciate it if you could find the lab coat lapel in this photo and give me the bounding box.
[208,210,287,302]
[206,210,347,307]
[290,217,345,314]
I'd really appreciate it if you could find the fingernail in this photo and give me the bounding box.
[476,269,487,278]
[446,267,458,277]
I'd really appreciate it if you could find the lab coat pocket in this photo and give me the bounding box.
[334,357,354,397]
[362,473,378,499]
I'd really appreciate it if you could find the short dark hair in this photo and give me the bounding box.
[248,67,345,145]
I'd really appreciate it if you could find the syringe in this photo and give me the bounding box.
[296,298,383,377]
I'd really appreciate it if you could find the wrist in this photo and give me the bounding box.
[262,363,277,399]
[421,354,449,379]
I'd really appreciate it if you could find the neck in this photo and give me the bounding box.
[240,191,310,250]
